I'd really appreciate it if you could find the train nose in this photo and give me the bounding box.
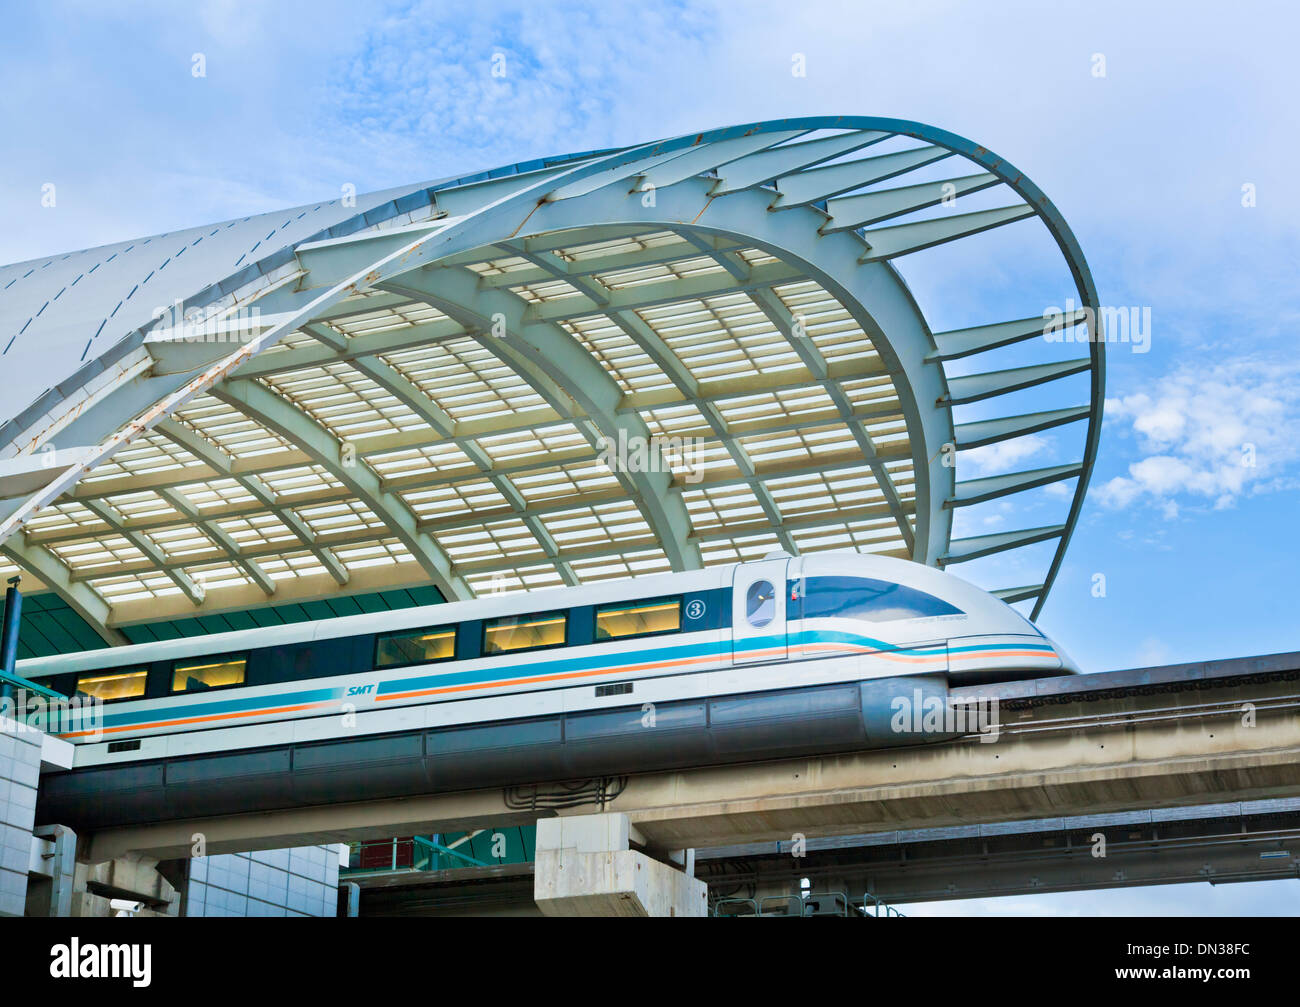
[941,633,1066,682]
[1038,631,1080,674]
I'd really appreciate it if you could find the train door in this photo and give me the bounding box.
[732,556,791,664]
[785,555,807,660]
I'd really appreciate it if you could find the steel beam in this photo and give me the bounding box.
[942,359,1091,407]
[345,350,578,586]
[709,129,891,196]
[822,172,1000,233]
[517,176,947,565]
[859,204,1036,262]
[379,268,701,572]
[952,406,1091,450]
[940,524,1067,565]
[155,486,276,596]
[949,463,1083,508]
[79,498,206,605]
[771,145,954,208]
[154,418,349,586]
[212,380,469,600]
[745,284,915,553]
[929,308,1089,362]
[522,260,806,325]
[0,536,126,645]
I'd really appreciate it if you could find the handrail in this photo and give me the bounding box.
[757,894,803,917]
[413,835,488,868]
[713,897,759,917]
[862,892,905,918]
[802,890,851,917]
[0,667,69,703]
[714,891,906,918]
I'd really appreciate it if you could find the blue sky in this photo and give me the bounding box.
[1,0,1297,914]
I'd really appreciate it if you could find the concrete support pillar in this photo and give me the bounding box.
[72,853,180,917]
[25,824,76,916]
[534,812,707,917]
[343,880,360,917]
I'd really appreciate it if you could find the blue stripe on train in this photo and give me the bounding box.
[373,629,1049,697]
[81,628,1054,731]
[78,685,341,731]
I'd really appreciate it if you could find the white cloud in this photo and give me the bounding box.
[1096,358,1300,515]
[959,434,1047,477]
[316,1,718,182]
[1134,636,1172,667]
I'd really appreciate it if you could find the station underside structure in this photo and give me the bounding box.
[0,116,1104,645]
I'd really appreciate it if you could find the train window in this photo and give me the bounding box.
[801,576,961,622]
[595,597,682,641]
[171,654,247,693]
[375,627,456,668]
[483,611,567,655]
[746,581,777,627]
[75,668,147,702]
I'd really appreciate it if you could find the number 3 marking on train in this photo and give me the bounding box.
[685,599,705,620]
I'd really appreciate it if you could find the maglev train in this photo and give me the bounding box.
[23,550,1077,829]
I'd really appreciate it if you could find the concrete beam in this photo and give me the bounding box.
[83,681,1300,864]
[615,700,1300,851]
[72,853,179,917]
[533,813,706,917]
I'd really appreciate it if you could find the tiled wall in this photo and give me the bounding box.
[0,720,42,917]
[184,845,342,917]
[4,719,343,918]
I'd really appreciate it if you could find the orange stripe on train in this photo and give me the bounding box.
[375,643,1040,702]
[58,645,1054,737]
[377,650,734,702]
[56,699,338,740]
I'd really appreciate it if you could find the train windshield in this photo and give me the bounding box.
[800,576,961,623]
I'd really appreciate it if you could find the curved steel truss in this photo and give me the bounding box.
[0,117,1104,641]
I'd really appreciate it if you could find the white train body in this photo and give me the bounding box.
[20,551,1074,775]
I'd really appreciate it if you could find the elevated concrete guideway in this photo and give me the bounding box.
[79,651,1300,864]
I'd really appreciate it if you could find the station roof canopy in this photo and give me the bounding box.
[0,117,1104,647]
